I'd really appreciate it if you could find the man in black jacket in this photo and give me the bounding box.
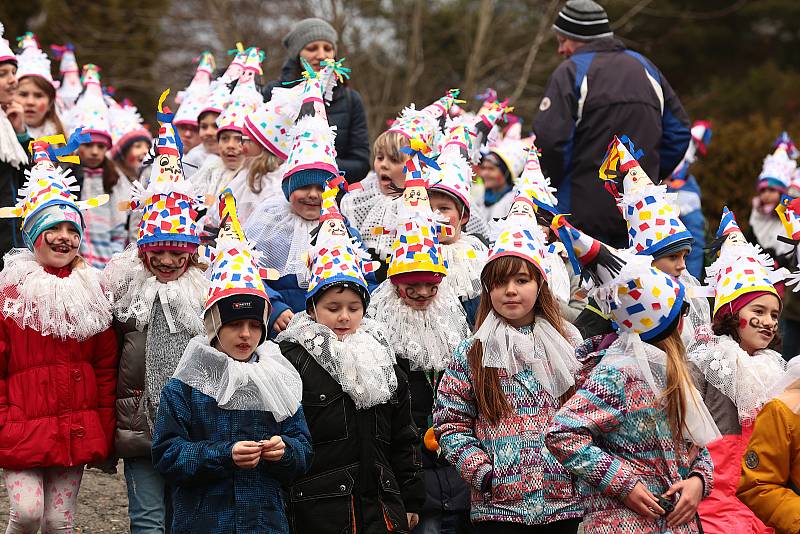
[533,0,690,248]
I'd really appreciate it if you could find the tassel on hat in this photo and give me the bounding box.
[758,132,797,192]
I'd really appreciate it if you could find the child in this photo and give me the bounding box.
[366,150,472,533]
[277,178,425,533]
[172,50,215,159]
[103,97,208,533]
[246,59,344,336]
[151,190,312,534]
[665,121,712,279]
[576,135,711,342]
[109,98,152,183]
[0,134,118,533]
[50,43,82,113]
[14,32,65,138]
[545,217,720,534]
[433,193,584,533]
[0,27,29,267]
[685,206,789,534]
[191,47,263,205]
[480,123,529,220]
[737,357,800,533]
[64,64,130,267]
[744,133,797,266]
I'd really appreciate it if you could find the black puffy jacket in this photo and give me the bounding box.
[279,341,425,534]
[0,145,28,268]
[262,57,371,183]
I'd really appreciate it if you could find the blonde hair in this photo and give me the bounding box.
[372,130,408,166]
[654,327,693,442]
[247,151,283,194]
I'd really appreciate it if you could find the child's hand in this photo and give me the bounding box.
[232,441,262,469]
[622,481,664,519]
[2,101,25,134]
[260,436,286,461]
[665,476,704,527]
[273,310,294,333]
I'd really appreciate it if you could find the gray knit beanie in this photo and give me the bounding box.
[553,0,613,41]
[283,18,338,60]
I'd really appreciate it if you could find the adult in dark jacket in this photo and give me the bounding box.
[533,0,690,248]
[0,55,30,268]
[261,18,370,183]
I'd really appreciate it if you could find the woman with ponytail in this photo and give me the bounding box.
[433,202,584,533]
[544,217,720,534]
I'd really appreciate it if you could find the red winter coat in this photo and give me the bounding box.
[0,265,118,470]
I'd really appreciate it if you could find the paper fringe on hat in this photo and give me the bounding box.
[469,98,510,163]
[705,206,787,316]
[64,64,112,145]
[774,196,800,290]
[428,124,474,212]
[388,90,462,154]
[487,191,549,277]
[201,42,249,116]
[15,32,55,86]
[0,129,109,226]
[108,97,151,155]
[203,189,277,311]
[599,135,692,255]
[758,132,798,191]
[0,23,14,64]
[515,144,558,212]
[173,51,215,127]
[552,214,686,339]
[216,47,264,133]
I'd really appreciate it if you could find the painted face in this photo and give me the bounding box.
[623,166,650,193]
[373,149,407,195]
[652,249,689,278]
[429,191,466,245]
[289,184,323,221]
[299,40,336,72]
[198,112,220,153]
[507,198,536,220]
[77,142,108,169]
[736,294,781,354]
[394,281,440,310]
[214,319,263,361]
[319,217,348,239]
[243,137,263,157]
[125,140,150,170]
[144,250,190,283]
[310,286,364,341]
[33,221,80,269]
[489,265,539,328]
[218,130,245,171]
[0,63,18,105]
[15,77,50,128]
[154,153,183,182]
[403,184,429,209]
[723,231,748,249]
[176,124,199,152]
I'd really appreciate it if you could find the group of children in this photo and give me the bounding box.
[2,18,800,534]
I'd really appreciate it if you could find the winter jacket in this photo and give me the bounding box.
[0,142,28,270]
[114,319,151,458]
[263,57,371,183]
[533,38,690,247]
[545,345,714,534]
[574,297,614,339]
[433,337,583,526]
[737,396,800,534]
[396,358,471,516]
[694,376,772,534]
[279,341,425,534]
[667,175,706,279]
[0,268,118,469]
[152,378,313,534]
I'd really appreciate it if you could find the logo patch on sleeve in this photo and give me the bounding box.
[744,450,759,470]
[539,97,551,112]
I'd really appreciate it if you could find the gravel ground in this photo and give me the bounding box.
[0,463,130,533]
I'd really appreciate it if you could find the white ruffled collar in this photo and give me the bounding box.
[0,110,27,168]
[471,311,581,398]
[0,248,112,340]
[173,336,303,420]
[440,235,487,300]
[277,312,398,410]
[367,280,469,371]
[103,245,208,334]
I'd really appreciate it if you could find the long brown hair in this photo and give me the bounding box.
[19,75,65,136]
[653,326,693,441]
[247,151,282,194]
[468,255,570,424]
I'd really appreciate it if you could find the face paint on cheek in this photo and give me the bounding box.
[739,318,749,330]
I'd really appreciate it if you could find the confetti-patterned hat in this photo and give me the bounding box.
[515,143,558,211]
[0,23,15,65]
[51,44,81,110]
[108,97,152,158]
[200,43,249,116]
[388,90,461,152]
[758,132,797,192]
[216,47,264,134]
[599,135,692,256]
[65,64,112,147]
[707,206,782,317]
[15,32,54,86]
[469,98,511,159]
[204,190,275,311]
[244,80,304,160]
[0,130,109,237]
[553,214,686,340]
[428,124,474,212]
[487,190,548,277]
[127,90,203,250]
[173,51,216,127]
[282,59,339,183]
[777,195,800,240]
[489,124,529,181]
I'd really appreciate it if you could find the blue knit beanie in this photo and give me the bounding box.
[282,169,334,200]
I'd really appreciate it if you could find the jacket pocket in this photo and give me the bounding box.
[377,464,409,533]
[374,401,396,444]
[302,389,349,445]
[289,468,354,534]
